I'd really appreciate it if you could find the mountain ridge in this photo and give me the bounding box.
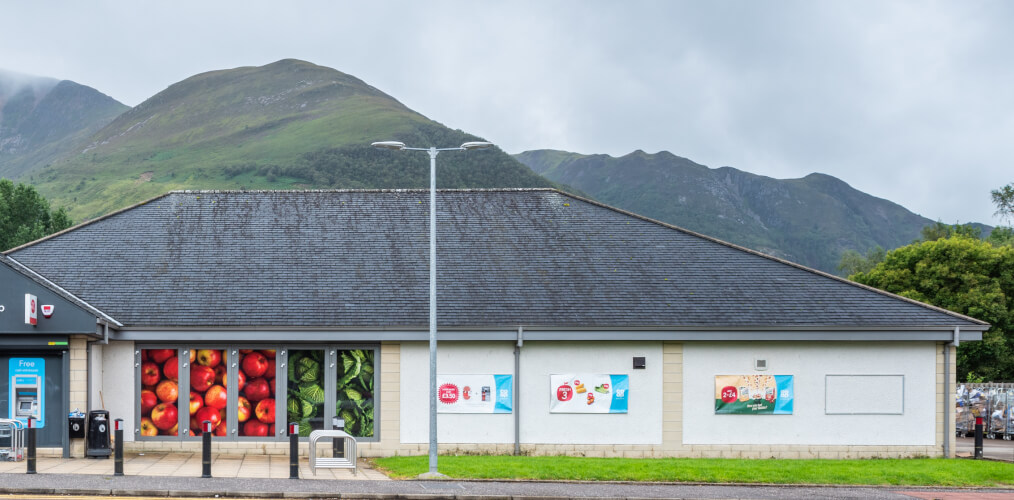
[515,148,952,272]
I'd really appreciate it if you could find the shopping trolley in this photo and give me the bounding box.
[0,418,26,461]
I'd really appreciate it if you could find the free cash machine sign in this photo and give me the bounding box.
[550,374,628,413]
[715,374,794,414]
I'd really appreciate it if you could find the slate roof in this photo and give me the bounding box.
[6,189,987,329]
[0,253,120,326]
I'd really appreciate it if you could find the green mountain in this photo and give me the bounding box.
[0,69,128,178]
[22,59,555,219]
[515,149,941,273]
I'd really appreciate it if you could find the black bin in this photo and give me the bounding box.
[86,410,111,458]
[69,414,85,439]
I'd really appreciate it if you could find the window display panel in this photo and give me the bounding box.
[336,349,375,437]
[286,349,325,436]
[190,348,228,436]
[139,349,180,436]
[238,349,277,437]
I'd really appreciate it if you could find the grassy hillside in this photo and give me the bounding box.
[516,149,939,272]
[0,70,128,178]
[23,59,555,219]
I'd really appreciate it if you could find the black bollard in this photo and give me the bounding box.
[201,420,212,478]
[114,418,124,476]
[974,416,984,459]
[26,418,36,475]
[289,423,299,479]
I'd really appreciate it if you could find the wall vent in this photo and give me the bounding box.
[754,358,768,371]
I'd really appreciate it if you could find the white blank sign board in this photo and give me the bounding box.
[825,375,904,414]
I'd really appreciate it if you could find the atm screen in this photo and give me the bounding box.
[19,401,33,412]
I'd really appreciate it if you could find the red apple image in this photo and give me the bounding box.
[241,352,268,377]
[141,350,149,361]
[196,349,222,368]
[151,402,178,431]
[214,365,227,385]
[239,349,253,354]
[260,349,276,359]
[243,419,268,436]
[268,378,275,396]
[244,377,270,402]
[163,356,179,381]
[214,418,228,436]
[237,397,252,423]
[155,380,179,403]
[148,349,174,364]
[140,389,158,415]
[268,424,275,436]
[140,417,158,436]
[195,406,221,430]
[190,365,216,392]
[189,391,203,415]
[190,416,201,436]
[255,398,275,423]
[167,423,179,436]
[189,350,196,363]
[140,362,160,386]
[265,361,276,379]
[205,384,227,410]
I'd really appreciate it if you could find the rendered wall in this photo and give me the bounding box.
[400,341,663,446]
[101,341,135,441]
[682,341,936,446]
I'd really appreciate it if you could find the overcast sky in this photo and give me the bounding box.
[2,1,1012,225]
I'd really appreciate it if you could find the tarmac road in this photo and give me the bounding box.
[2,472,1014,500]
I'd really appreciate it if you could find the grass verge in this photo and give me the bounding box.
[371,456,1014,486]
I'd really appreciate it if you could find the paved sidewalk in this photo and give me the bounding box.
[0,452,387,480]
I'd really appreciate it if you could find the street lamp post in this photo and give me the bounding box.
[371,140,492,476]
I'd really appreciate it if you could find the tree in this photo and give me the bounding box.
[0,179,73,251]
[919,221,981,242]
[992,183,1014,224]
[837,246,885,277]
[850,236,1014,381]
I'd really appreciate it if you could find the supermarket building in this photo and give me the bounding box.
[0,189,987,458]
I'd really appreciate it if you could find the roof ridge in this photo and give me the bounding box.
[166,188,559,194]
[555,190,990,327]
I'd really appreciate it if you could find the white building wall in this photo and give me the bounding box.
[400,340,663,446]
[682,341,936,446]
[101,340,136,441]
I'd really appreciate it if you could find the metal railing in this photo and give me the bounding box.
[956,383,1014,440]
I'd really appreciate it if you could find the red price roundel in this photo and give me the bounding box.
[557,384,574,402]
[720,386,738,403]
[438,383,459,404]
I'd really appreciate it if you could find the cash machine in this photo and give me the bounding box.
[10,374,43,426]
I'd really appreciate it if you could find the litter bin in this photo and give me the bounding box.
[86,410,111,458]
[68,410,85,439]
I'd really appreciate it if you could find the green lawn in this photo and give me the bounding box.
[371,455,1014,486]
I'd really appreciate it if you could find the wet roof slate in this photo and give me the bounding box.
[6,189,985,329]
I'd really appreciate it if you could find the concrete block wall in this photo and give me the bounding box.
[68,335,89,457]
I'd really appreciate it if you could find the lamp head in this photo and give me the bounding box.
[460,142,493,150]
[371,141,406,150]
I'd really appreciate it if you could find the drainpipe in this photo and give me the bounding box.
[514,326,523,456]
[943,326,959,458]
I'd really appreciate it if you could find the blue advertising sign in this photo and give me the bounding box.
[9,357,45,427]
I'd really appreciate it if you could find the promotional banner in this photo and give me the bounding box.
[9,357,45,427]
[436,374,513,413]
[714,374,794,414]
[550,374,628,413]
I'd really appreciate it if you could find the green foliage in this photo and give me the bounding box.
[987,227,1014,247]
[850,236,1014,381]
[919,221,982,242]
[0,178,73,251]
[837,246,885,277]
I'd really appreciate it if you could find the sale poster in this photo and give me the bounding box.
[714,375,794,414]
[550,374,628,413]
[436,374,513,413]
